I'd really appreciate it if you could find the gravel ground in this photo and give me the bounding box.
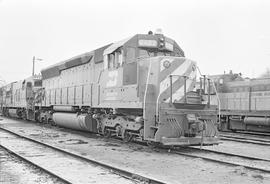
[1,117,270,184]
[0,147,64,184]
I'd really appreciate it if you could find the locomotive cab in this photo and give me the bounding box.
[102,32,184,87]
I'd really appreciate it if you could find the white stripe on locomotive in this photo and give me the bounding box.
[159,59,192,95]
[164,69,196,103]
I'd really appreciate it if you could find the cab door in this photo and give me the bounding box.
[123,47,137,85]
[26,82,33,100]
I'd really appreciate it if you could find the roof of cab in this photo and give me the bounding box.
[103,36,133,56]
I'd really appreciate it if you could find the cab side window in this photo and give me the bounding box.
[114,49,123,67]
[106,48,123,70]
[138,49,149,58]
[108,54,115,69]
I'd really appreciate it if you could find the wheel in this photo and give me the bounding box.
[122,131,133,143]
[104,128,111,138]
[115,125,122,137]
[35,112,41,123]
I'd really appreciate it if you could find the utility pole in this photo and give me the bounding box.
[32,56,43,76]
[32,56,35,76]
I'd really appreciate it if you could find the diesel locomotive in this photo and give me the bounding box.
[0,32,219,146]
[0,75,42,120]
[209,71,270,133]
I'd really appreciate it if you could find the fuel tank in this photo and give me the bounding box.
[53,105,76,112]
[52,112,97,132]
[244,117,270,126]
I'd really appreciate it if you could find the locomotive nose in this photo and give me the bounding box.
[159,57,196,81]
[158,57,197,103]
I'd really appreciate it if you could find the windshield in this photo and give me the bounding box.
[138,48,178,58]
[34,80,42,87]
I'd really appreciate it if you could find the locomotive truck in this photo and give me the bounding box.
[0,32,219,146]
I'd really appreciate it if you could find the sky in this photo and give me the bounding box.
[0,0,270,84]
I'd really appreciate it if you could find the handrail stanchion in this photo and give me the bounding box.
[207,78,211,108]
[203,75,206,95]
[169,75,173,104]
[199,77,202,96]
[184,76,187,103]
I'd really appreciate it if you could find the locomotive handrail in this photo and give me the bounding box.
[143,60,153,118]
[155,74,190,117]
[97,70,103,83]
[209,78,221,124]
[155,89,162,117]
[196,66,221,124]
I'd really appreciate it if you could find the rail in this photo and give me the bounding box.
[2,117,270,178]
[0,144,71,184]
[0,127,166,184]
[172,147,270,174]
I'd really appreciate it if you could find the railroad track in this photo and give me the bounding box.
[221,131,270,139]
[0,146,66,184]
[0,145,70,184]
[0,127,165,184]
[2,118,270,176]
[219,132,270,146]
[171,147,270,174]
[92,132,270,174]
[100,133,270,172]
[231,130,270,137]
